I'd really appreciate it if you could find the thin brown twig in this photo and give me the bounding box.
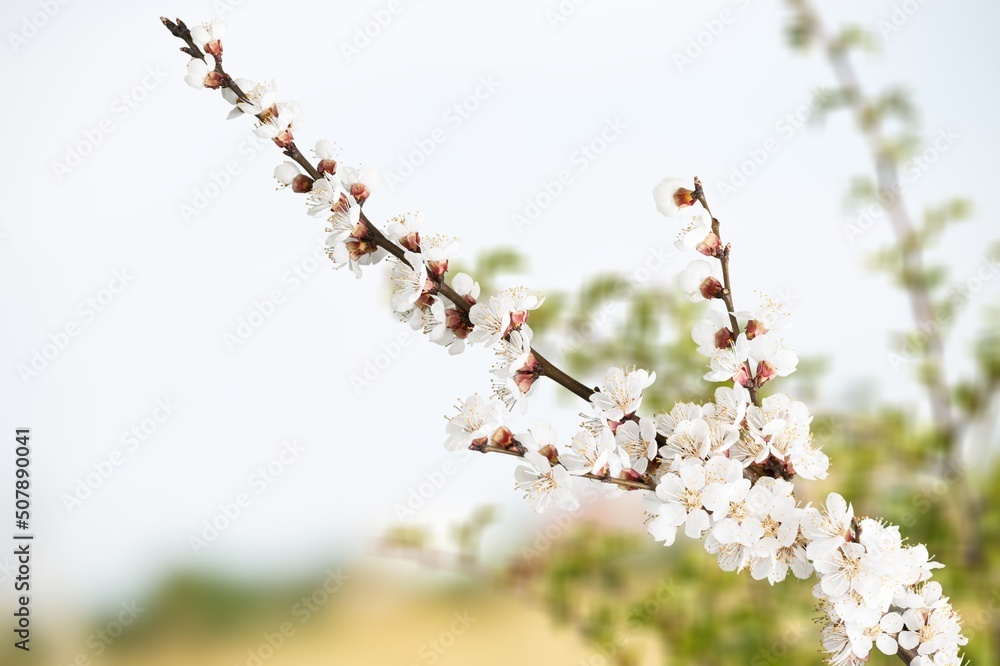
[477,445,655,491]
[694,177,761,407]
[161,16,598,408]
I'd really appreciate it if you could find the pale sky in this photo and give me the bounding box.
[1,0,998,615]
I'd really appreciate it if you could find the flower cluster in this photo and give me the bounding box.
[166,20,969,663]
[806,496,966,665]
[648,179,968,665]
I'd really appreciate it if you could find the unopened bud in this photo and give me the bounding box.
[699,277,725,300]
[491,426,515,448]
[273,129,295,149]
[426,259,448,276]
[400,232,421,253]
[755,360,776,385]
[204,40,223,56]
[745,319,768,340]
[538,445,559,464]
[292,174,314,193]
[514,354,541,394]
[622,468,644,482]
[351,183,371,204]
[318,159,337,176]
[734,365,752,387]
[714,327,735,349]
[696,232,721,257]
[445,308,472,339]
[204,71,225,89]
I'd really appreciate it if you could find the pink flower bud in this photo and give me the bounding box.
[699,277,724,300]
[510,310,530,329]
[291,174,313,193]
[513,353,541,394]
[445,308,473,340]
[399,232,421,253]
[318,159,337,176]
[622,468,645,482]
[538,445,559,464]
[426,259,448,276]
[491,426,515,448]
[351,182,371,204]
[696,232,721,257]
[755,360,777,385]
[745,319,769,340]
[734,364,752,387]
[714,327,735,349]
[204,71,225,89]
[273,129,294,148]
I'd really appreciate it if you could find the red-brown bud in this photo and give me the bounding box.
[745,319,768,340]
[513,353,541,394]
[538,445,559,464]
[491,426,515,448]
[291,174,314,193]
[426,260,449,276]
[273,129,294,149]
[699,277,725,300]
[318,159,337,176]
[400,232,421,253]
[204,71,225,89]
[696,232,721,257]
[715,327,736,349]
[755,360,777,385]
[350,183,371,204]
[444,307,474,340]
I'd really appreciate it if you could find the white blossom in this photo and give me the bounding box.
[702,476,763,547]
[802,493,854,560]
[561,426,622,477]
[614,417,657,472]
[652,177,697,219]
[190,19,227,52]
[814,542,868,599]
[273,161,300,186]
[515,452,578,513]
[233,79,277,116]
[253,100,300,146]
[679,259,723,302]
[444,394,502,451]
[517,421,559,456]
[468,291,514,348]
[339,164,381,204]
[307,174,344,216]
[184,56,221,89]
[702,385,750,431]
[589,366,656,422]
[645,457,712,545]
[654,402,703,438]
[390,251,429,314]
[692,309,740,357]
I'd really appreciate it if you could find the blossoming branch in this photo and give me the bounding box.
[161,17,970,665]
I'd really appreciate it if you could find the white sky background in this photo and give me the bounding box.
[1,0,998,616]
